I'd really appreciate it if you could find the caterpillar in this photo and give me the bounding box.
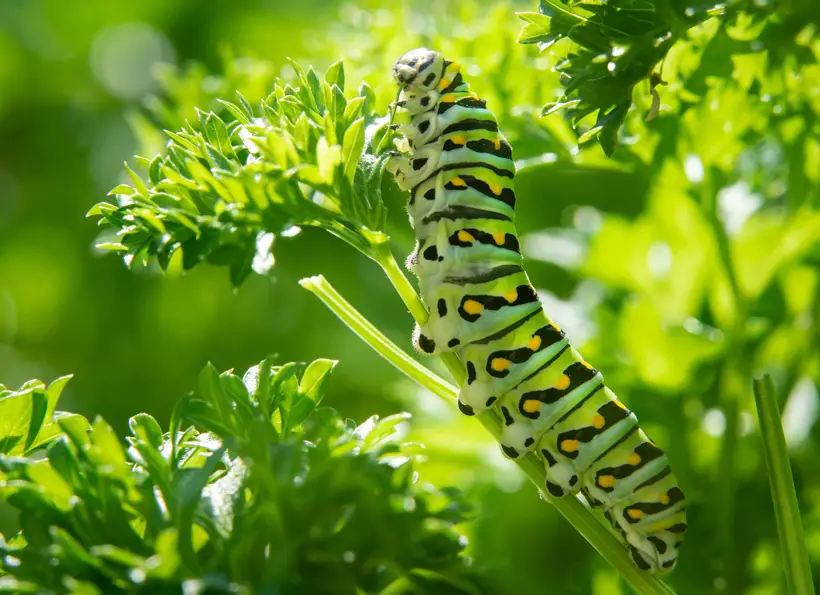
[386,48,687,573]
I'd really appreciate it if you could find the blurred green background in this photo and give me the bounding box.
[1,0,819,593]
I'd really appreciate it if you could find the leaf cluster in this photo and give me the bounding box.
[89,60,392,286]
[517,0,820,155]
[0,361,474,594]
[0,377,88,458]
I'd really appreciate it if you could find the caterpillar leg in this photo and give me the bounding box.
[389,145,442,190]
[517,361,687,573]
[580,423,686,573]
[497,348,597,458]
[458,314,568,415]
[413,272,542,357]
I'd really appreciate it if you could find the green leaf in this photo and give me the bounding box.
[148,154,164,185]
[328,84,348,145]
[362,412,412,452]
[174,445,227,569]
[342,117,365,183]
[198,362,234,428]
[89,417,128,468]
[178,397,233,438]
[235,91,254,120]
[129,413,165,451]
[216,99,251,125]
[325,59,345,91]
[124,162,149,196]
[85,202,116,217]
[515,12,553,44]
[22,389,47,453]
[59,414,92,450]
[47,435,83,490]
[25,460,74,511]
[307,67,325,114]
[317,137,343,183]
[0,386,39,455]
[107,184,136,197]
[753,375,816,595]
[291,359,337,426]
[343,96,365,126]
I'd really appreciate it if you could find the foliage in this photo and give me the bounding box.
[517,0,820,154]
[0,377,88,457]
[90,59,391,287]
[0,361,475,594]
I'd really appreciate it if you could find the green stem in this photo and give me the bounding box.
[753,375,816,595]
[301,274,676,595]
[299,275,454,400]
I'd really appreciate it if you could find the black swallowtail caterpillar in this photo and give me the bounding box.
[386,48,687,573]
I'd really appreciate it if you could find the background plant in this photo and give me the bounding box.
[0,361,476,594]
[0,0,819,593]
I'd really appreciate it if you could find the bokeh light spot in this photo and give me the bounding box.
[89,22,174,100]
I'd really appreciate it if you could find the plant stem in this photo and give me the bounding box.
[753,374,816,595]
[301,274,676,595]
[299,276,454,400]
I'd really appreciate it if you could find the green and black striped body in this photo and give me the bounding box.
[387,48,687,573]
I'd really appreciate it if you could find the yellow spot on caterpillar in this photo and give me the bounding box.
[457,230,474,243]
[450,135,467,145]
[561,439,579,453]
[592,414,605,429]
[463,300,483,315]
[552,323,562,332]
[488,182,502,195]
[523,399,542,413]
[581,360,593,370]
[527,335,541,351]
[493,231,506,245]
[492,138,502,150]
[613,400,628,411]
[554,374,571,391]
[628,453,641,466]
[441,94,456,103]
[660,492,670,505]
[598,475,615,488]
[504,288,518,303]
[491,358,511,372]
[450,177,467,187]
[450,61,462,71]
[439,78,451,90]
[627,509,643,520]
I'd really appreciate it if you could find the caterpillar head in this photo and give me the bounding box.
[392,48,444,91]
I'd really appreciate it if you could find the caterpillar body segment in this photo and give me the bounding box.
[388,47,687,573]
[407,168,516,223]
